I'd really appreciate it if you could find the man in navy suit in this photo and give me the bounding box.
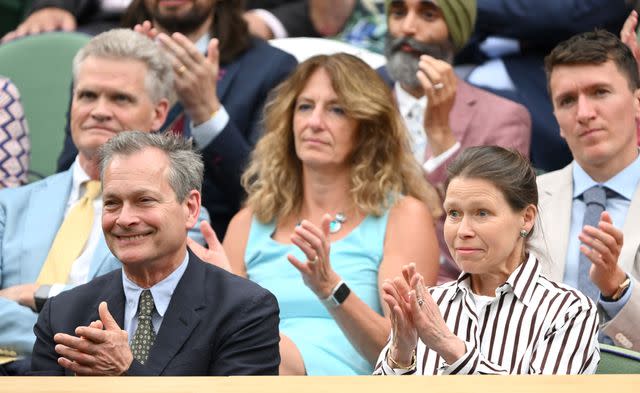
[0,28,210,376]
[56,0,298,238]
[31,131,280,376]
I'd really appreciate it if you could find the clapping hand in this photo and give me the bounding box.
[288,214,341,299]
[54,302,133,376]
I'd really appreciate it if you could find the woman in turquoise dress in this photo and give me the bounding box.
[221,53,441,375]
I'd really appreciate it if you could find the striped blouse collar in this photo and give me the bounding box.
[450,253,541,307]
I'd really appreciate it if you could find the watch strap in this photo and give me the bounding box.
[601,275,631,302]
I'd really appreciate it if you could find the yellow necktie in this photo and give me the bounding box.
[37,180,102,285]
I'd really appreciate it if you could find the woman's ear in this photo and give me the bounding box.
[522,204,537,234]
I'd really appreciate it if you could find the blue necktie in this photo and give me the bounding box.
[578,185,607,301]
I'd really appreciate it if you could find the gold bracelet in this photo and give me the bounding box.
[387,349,416,370]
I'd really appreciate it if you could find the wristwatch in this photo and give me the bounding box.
[602,275,631,302]
[321,281,351,308]
[34,285,52,313]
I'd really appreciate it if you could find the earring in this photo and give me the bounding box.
[520,229,528,238]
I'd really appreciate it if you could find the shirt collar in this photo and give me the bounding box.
[122,250,189,318]
[194,32,211,54]
[572,151,640,200]
[69,156,95,205]
[450,253,540,306]
[394,82,427,118]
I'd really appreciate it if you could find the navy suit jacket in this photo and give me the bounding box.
[31,250,280,375]
[458,0,632,172]
[58,38,297,237]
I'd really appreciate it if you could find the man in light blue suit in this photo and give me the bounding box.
[0,28,208,374]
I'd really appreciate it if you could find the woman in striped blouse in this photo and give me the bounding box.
[374,146,600,375]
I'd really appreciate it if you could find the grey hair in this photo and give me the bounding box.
[72,28,173,103]
[99,131,203,202]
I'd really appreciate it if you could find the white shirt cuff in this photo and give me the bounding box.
[251,9,288,39]
[423,141,461,173]
[49,284,65,297]
[190,106,230,149]
[599,277,634,319]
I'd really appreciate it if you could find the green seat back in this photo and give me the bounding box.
[0,32,90,180]
[597,343,640,374]
[0,0,33,37]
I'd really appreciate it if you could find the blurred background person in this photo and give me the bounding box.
[2,0,318,42]
[375,146,600,375]
[218,53,441,375]
[0,76,30,188]
[55,0,297,238]
[380,0,531,283]
[310,0,387,54]
[620,9,640,146]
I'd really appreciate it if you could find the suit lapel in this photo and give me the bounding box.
[91,270,126,327]
[216,59,242,101]
[541,165,574,281]
[620,181,640,271]
[441,79,476,159]
[23,171,73,278]
[145,251,206,374]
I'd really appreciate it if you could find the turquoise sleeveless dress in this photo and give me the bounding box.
[245,212,389,375]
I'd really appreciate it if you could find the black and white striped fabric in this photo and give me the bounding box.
[374,254,600,375]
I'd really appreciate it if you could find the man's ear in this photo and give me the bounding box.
[151,98,170,131]
[183,190,201,230]
[633,87,640,123]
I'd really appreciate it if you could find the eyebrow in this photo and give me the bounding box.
[296,95,341,104]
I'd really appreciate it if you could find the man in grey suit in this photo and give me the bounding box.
[534,30,640,350]
[31,132,279,376]
[0,28,206,374]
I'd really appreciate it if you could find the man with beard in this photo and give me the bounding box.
[2,1,317,42]
[56,0,298,238]
[379,0,532,283]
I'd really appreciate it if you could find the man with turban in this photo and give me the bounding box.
[379,0,532,282]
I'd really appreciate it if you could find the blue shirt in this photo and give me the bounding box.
[566,153,640,317]
[122,251,189,341]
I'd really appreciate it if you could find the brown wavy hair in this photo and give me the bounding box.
[121,0,250,64]
[242,53,442,223]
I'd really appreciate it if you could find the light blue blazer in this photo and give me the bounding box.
[0,168,209,356]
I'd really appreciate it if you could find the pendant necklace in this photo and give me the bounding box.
[329,213,347,234]
[297,212,347,234]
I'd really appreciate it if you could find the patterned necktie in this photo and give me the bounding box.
[131,290,156,364]
[37,180,101,284]
[578,185,607,301]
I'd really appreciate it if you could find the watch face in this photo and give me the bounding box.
[333,282,351,304]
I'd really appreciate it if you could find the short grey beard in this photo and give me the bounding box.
[384,34,455,93]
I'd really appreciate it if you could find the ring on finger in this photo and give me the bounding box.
[177,64,186,75]
[417,298,424,306]
[433,82,444,90]
[309,255,318,264]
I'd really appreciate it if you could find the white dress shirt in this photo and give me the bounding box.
[123,250,189,340]
[394,83,460,172]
